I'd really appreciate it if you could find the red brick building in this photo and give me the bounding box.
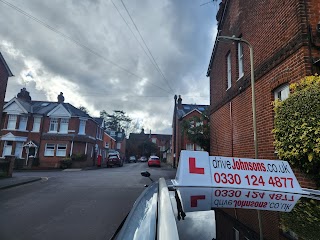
[207,0,320,239]
[104,129,126,159]
[126,129,171,161]
[172,95,208,167]
[0,52,13,128]
[207,0,320,185]
[0,88,105,168]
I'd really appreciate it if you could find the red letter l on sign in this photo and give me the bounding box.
[189,157,204,174]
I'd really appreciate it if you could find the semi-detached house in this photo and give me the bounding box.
[0,88,105,168]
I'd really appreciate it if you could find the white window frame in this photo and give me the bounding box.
[19,116,28,131]
[49,118,58,132]
[238,42,244,79]
[59,118,69,133]
[15,142,24,158]
[99,129,102,140]
[227,52,232,89]
[32,117,41,132]
[96,127,99,139]
[274,84,289,101]
[79,119,86,135]
[151,138,157,144]
[44,144,55,156]
[7,115,17,130]
[56,144,67,157]
[186,143,194,151]
[195,145,203,151]
[116,142,121,149]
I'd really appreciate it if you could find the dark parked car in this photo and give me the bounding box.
[129,156,137,163]
[106,155,123,167]
[148,156,160,167]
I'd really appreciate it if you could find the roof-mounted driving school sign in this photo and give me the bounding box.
[176,187,302,213]
[172,150,304,194]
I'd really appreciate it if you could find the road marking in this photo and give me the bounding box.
[63,169,82,172]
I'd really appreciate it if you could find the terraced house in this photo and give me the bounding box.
[0,88,105,168]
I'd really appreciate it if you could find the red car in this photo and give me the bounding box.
[148,156,160,167]
[107,155,123,167]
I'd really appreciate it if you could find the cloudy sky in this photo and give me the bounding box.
[0,0,219,134]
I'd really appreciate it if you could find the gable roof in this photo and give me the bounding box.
[0,52,13,77]
[4,98,29,114]
[207,0,230,77]
[93,117,104,126]
[47,104,72,117]
[177,104,208,119]
[4,95,92,119]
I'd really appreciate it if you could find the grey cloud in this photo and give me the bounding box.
[1,0,218,133]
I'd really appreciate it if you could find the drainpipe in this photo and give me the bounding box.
[229,102,233,156]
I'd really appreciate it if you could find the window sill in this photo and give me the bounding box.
[237,74,244,81]
[48,131,58,133]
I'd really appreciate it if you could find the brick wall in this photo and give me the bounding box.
[209,0,319,189]
[0,59,10,129]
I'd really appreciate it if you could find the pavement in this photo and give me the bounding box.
[0,176,42,190]
[0,162,175,190]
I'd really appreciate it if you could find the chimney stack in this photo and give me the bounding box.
[57,92,65,103]
[17,88,32,103]
[177,95,182,109]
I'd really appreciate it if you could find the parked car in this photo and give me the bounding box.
[129,156,137,163]
[148,156,160,167]
[139,156,147,162]
[108,151,120,159]
[106,155,123,167]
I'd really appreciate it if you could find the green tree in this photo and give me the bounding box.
[281,198,320,240]
[138,141,158,157]
[79,106,89,114]
[100,110,132,131]
[181,109,210,152]
[273,75,320,186]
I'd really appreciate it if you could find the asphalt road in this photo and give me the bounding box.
[0,162,176,240]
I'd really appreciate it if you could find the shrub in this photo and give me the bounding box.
[71,153,87,162]
[273,75,320,186]
[59,158,72,169]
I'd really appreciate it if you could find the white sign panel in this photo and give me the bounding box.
[210,156,302,193]
[173,151,303,194]
[177,187,301,213]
